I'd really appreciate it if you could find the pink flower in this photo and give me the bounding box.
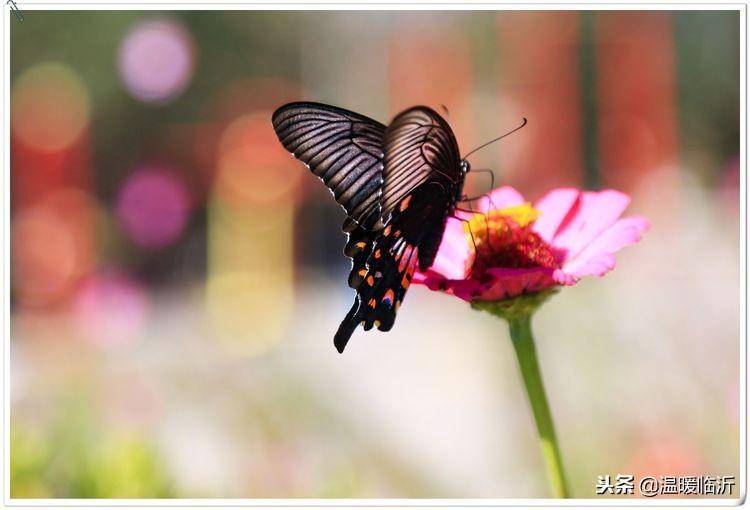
[414,186,650,302]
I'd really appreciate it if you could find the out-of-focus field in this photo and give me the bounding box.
[10,11,739,498]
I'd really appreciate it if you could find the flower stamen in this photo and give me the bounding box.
[463,203,559,278]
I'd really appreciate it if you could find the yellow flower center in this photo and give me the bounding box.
[465,203,539,239]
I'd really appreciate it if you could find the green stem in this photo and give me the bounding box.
[508,314,571,498]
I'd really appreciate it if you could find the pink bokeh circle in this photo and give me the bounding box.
[118,19,194,103]
[115,166,191,249]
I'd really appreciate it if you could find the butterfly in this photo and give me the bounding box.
[272,102,472,353]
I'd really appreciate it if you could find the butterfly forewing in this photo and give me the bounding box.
[380,107,462,219]
[272,102,386,229]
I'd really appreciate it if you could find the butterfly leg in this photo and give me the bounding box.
[459,166,501,212]
[457,192,505,251]
[472,168,496,193]
[460,168,497,211]
[454,215,478,255]
[456,199,491,232]
[458,191,499,212]
[454,201,493,259]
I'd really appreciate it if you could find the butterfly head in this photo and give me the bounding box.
[460,160,471,175]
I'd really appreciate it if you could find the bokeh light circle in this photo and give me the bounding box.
[11,62,91,152]
[74,273,149,348]
[115,166,191,249]
[12,209,77,305]
[118,19,194,103]
[215,114,303,208]
[11,188,98,306]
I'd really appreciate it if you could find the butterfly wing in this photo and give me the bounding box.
[342,217,377,289]
[272,102,386,229]
[335,181,454,352]
[380,106,462,225]
[334,107,465,352]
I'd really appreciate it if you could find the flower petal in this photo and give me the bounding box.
[474,186,526,214]
[414,184,649,305]
[444,278,484,301]
[547,189,632,261]
[532,188,581,243]
[413,270,481,302]
[562,215,651,277]
[481,267,558,300]
[424,217,472,279]
[552,269,579,286]
[412,269,442,288]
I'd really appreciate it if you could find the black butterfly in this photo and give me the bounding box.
[272,102,471,353]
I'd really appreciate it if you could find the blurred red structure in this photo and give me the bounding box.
[11,63,95,307]
[595,12,679,194]
[496,12,584,196]
[389,15,474,144]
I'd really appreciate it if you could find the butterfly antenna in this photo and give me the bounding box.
[463,117,527,160]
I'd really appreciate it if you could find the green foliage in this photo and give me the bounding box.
[11,407,174,498]
[472,288,560,322]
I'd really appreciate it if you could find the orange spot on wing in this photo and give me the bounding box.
[400,195,412,211]
[358,268,367,277]
[366,275,374,286]
[368,298,377,308]
[383,289,395,305]
[374,249,381,259]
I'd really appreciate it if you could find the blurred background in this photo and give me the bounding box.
[10,10,740,498]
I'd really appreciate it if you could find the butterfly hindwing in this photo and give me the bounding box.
[334,181,454,352]
[342,217,376,289]
[334,233,419,353]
